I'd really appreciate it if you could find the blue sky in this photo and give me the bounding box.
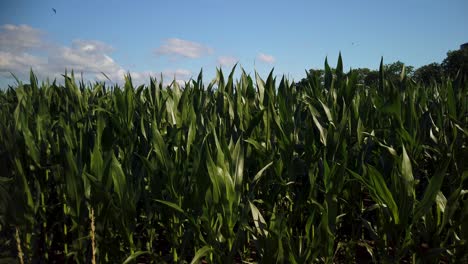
[1,0,467,86]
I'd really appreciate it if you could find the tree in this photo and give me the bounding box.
[350,61,413,88]
[347,68,379,87]
[349,68,371,85]
[363,70,379,87]
[297,59,417,90]
[441,49,468,78]
[384,61,414,82]
[296,69,325,88]
[413,63,443,85]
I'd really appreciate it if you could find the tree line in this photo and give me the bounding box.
[297,46,468,87]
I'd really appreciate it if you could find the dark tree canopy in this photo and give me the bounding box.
[385,61,414,79]
[413,63,443,85]
[297,61,412,89]
[297,46,468,88]
[442,49,468,78]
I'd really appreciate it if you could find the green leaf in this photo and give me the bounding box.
[318,99,333,125]
[122,251,151,264]
[348,167,399,224]
[324,57,333,89]
[151,121,171,171]
[23,128,40,166]
[14,158,34,212]
[190,246,213,264]
[379,57,384,91]
[90,140,104,181]
[110,153,126,203]
[187,119,196,155]
[255,72,266,107]
[336,52,343,80]
[312,115,327,146]
[155,199,185,214]
[446,81,456,117]
[232,138,244,190]
[64,150,82,217]
[414,159,450,220]
[366,165,399,224]
[249,201,268,236]
[253,161,274,184]
[245,109,265,136]
[357,118,364,146]
[401,145,415,197]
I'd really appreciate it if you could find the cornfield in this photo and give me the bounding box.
[0,56,467,263]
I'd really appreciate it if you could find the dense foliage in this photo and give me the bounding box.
[1,56,467,263]
[298,48,468,88]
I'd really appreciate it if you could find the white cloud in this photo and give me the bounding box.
[114,69,192,87]
[155,38,213,59]
[0,51,46,71]
[0,24,44,53]
[48,44,121,76]
[120,70,157,86]
[257,53,276,64]
[162,69,192,79]
[0,24,194,87]
[71,39,114,53]
[0,24,46,80]
[217,56,238,67]
[0,24,124,82]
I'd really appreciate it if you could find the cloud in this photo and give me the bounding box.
[257,53,275,64]
[0,51,47,72]
[0,24,195,87]
[0,24,46,79]
[0,24,44,53]
[217,56,238,67]
[117,70,157,86]
[162,69,192,79]
[0,24,124,82]
[155,38,213,59]
[48,41,121,76]
[158,69,192,86]
[71,39,114,53]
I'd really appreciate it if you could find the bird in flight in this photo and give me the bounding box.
[52,8,56,14]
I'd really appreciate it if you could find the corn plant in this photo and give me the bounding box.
[0,55,467,263]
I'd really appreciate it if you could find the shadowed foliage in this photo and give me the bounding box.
[1,56,467,263]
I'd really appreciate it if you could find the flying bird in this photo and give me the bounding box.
[52,8,56,14]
